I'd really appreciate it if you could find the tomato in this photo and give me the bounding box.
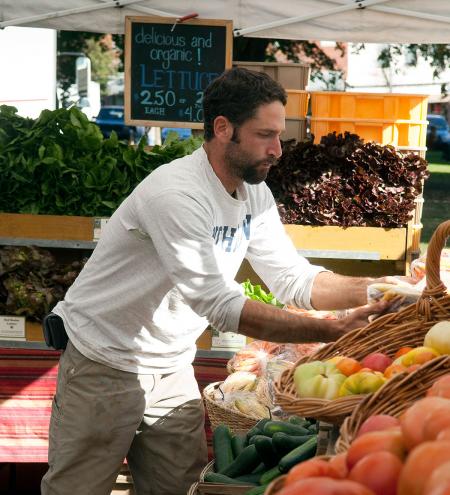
[348,451,403,495]
[285,458,341,486]
[398,440,450,495]
[277,477,376,495]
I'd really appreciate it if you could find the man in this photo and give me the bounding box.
[42,68,395,495]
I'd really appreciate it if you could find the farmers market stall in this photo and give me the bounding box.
[1,1,450,43]
[1,2,450,494]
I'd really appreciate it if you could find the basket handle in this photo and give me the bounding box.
[416,220,450,319]
[424,220,450,292]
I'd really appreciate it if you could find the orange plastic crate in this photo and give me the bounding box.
[285,90,309,119]
[310,91,428,121]
[310,118,427,147]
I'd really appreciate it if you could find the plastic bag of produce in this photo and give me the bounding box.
[367,281,422,313]
[218,389,271,419]
[410,248,450,288]
[218,371,259,396]
[227,340,285,375]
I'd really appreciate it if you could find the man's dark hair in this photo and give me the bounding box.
[202,68,287,141]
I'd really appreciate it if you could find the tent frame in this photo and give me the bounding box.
[3,0,450,38]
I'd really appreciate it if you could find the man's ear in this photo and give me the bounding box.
[213,116,233,143]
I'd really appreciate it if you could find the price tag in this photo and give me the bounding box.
[0,316,25,339]
[93,217,110,241]
[211,327,246,351]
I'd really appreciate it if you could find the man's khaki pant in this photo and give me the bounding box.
[41,341,207,495]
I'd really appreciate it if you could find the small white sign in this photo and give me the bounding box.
[93,217,110,241]
[0,316,26,339]
[211,327,246,351]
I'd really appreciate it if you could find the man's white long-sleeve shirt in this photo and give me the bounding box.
[53,146,325,373]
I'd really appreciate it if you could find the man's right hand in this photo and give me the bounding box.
[331,298,399,340]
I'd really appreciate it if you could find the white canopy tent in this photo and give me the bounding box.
[1,0,450,43]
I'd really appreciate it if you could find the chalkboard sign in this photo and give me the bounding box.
[125,16,233,129]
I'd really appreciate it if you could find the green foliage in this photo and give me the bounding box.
[242,279,284,307]
[352,43,450,87]
[420,151,450,253]
[57,31,123,103]
[0,246,87,321]
[0,105,203,217]
[85,35,122,94]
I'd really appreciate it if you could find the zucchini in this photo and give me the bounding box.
[231,434,246,458]
[263,420,310,437]
[251,463,266,474]
[253,435,280,468]
[308,423,319,433]
[244,485,268,495]
[246,418,271,442]
[278,435,318,473]
[259,465,281,485]
[288,415,310,428]
[271,432,315,457]
[220,444,262,478]
[212,425,234,472]
[204,472,254,485]
[235,472,263,484]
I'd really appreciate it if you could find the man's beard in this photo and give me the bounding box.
[225,141,277,185]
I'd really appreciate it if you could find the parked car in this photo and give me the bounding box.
[94,106,147,143]
[161,127,193,142]
[426,114,450,150]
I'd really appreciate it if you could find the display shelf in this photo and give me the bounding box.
[0,237,97,250]
[0,337,234,359]
[0,213,94,241]
[285,224,409,261]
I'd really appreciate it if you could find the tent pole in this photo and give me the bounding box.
[327,0,450,25]
[97,0,178,18]
[233,0,390,37]
[0,0,146,29]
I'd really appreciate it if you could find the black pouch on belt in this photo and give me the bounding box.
[42,313,69,350]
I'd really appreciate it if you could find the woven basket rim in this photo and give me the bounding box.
[196,459,258,491]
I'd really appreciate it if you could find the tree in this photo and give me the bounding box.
[375,44,450,92]
[84,35,121,93]
[57,31,123,106]
[234,38,450,93]
[234,37,345,89]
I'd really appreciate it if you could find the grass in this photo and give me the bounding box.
[420,150,450,253]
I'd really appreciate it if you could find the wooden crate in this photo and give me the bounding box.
[282,118,307,142]
[233,61,310,90]
[236,223,412,286]
[26,321,44,342]
[284,225,408,261]
[0,213,94,241]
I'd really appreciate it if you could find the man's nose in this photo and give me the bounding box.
[269,137,282,159]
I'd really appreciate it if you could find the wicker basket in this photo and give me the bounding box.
[203,381,262,434]
[274,220,450,425]
[336,354,450,454]
[187,460,257,495]
[264,475,287,495]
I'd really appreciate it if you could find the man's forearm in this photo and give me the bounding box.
[238,299,341,343]
[310,271,373,310]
